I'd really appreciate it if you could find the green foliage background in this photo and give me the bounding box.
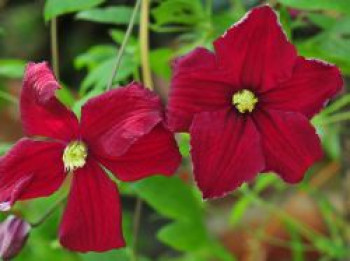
[1,0,350,260]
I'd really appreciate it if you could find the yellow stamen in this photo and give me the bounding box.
[232,89,258,113]
[62,141,88,172]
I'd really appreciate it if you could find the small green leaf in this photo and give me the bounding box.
[134,176,203,222]
[277,0,350,14]
[44,0,105,22]
[229,197,251,226]
[56,86,75,107]
[109,29,137,47]
[152,0,205,27]
[80,249,128,261]
[76,6,139,25]
[157,221,207,251]
[0,59,26,78]
[0,143,12,155]
[150,48,173,79]
[75,45,115,70]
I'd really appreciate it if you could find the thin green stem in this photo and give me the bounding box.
[50,17,60,81]
[321,111,350,125]
[107,0,141,90]
[139,0,153,90]
[31,195,66,227]
[322,94,350,115]
[131,198,143,261]
[0,90,18,104]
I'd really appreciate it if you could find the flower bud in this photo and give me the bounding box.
[0,215,31,260]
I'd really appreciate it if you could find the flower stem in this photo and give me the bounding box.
[106,0,141,90]
[31,196,66,227]
[139,0,153,90]
[131,197,143,261]
[50,17,60,81]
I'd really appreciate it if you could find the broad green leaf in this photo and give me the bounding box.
[277,0,350,15]
[0,59,26,78]
[134,176,203,222]
[44,0,105,21]
[76,6,139,25]
[157,221,207,251]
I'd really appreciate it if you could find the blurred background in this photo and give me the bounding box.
[1,0,350,260]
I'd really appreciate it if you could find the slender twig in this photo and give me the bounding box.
[139,0,153,90]
[50,17,60,81]
[106,0,141,90]
[30,196,66,227]
[131,198,143,261]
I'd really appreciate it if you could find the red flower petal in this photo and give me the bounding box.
[0,138,65,210]
[168,47,232,132]
[21,62,79,141]
[214,5,297,90]
[253,109,323,183]
[81,82,163,157]
[190,110,265,199]
[262,57,343,118]
[59,160,124,252]
[97,124,181,181]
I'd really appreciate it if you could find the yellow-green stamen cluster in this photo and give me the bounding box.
[232,89,258,113]
[62,141,88,172]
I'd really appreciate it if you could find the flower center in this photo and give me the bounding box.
[62,141,88,172]
[232,89,258,113]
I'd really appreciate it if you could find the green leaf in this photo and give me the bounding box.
[75,45,115,70]
[80,249,128,261]
[152,0,205,27]
[150,48,173,79]
[0,59,26,78]
[134,176,203,222]
[229,197,251,226]
[307,13,336,29]
[80,54,136,93]
[76,6,138,25]
[44,0,105,22]
[0,143,12,155]
[277,0,350,14]
[75,44,138,94]
[157,221,207,251]
[109,29,137,47]
[56,86,75,107]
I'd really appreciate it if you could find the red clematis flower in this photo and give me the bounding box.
[167,5,343,199]
[0,62,181,252]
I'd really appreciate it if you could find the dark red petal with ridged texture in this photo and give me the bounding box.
[190,110,265,199]
[0,138,65,210]
[168,47,233,132]
[81,82,163,158]
[21,62,79,141]
[214,5,297,91]
[253,109,323,183]
[262,57,343,118]
[59,160,124,252]
[97,123,181,181]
